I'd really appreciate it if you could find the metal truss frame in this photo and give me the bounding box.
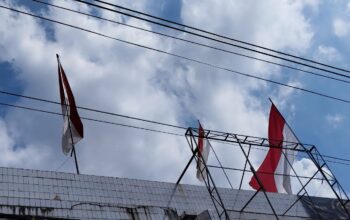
[171,127,350,220]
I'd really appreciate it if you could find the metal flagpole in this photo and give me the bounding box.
[57,54,80,175]
[67,114,80,175]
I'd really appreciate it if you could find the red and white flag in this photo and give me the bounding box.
[196,122,211,182]
[249,103,298,194]
[57,55,84,155]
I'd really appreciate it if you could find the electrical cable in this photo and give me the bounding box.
[210,140,350,166]
[2,88,350,165]
[0,90,316,152]
[1,5,350,166]
[206,165,325,181]
[91,0,350,75]
[32,0,350,84]
[0,102,183,137]
[0,90,186,130]
[71,0,350,79]
[1,99,349,166]
[2,5,350,106]
[55,156,71,172]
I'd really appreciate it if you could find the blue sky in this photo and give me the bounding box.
[1,0,350,197]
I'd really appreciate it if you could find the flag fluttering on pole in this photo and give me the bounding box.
[196,122,211,182]
[249,103,298,194]
[57,55,84,155]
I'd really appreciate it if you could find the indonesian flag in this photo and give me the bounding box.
[196,122,211,182]
[57,55,84,155]
[249,103,298,194]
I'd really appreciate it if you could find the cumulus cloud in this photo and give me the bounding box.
[303,0,320,11]
[181,0,314,54]
[0,0,318,191]
[0,119,48,168]
[293,158,335,198]
[273,81,303,110]
[315,45,341,62]
[333,18,350,37]
[325,113,344,129]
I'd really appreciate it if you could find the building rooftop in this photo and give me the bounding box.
[0,166,348,219]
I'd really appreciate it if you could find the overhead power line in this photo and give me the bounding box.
[0,90,326,148]
[2,6,350,165]
[0,89,186,130]
[1,100,349,166]
[212,140,350,166]
[1,88,350,165]
[0,89,318,150]
[72,0,350,79]
[55,156,70,172]
[207,165,325,180]
[92,0,350,75]
[32,0,350,85]
[2,5,350,106]
[0,101,183,136]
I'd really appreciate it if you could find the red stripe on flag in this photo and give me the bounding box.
[58,62,84,138]
[196,121,210,182]
[58,64,66,108]
[198,123,204,154]
[249,104,285,192]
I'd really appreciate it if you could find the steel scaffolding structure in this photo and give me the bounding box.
[171,127,350,220]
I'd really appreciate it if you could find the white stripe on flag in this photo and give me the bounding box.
[282,124,298,194]
[272,113,299,194]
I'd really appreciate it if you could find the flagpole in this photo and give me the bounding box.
[67,114,80,175]
[57,54,80,175]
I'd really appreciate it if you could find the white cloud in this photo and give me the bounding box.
[315,45,341,62]
[0,119,48,168]
[333,18,350,37]
[325,113,344,128]
[0,0,317,188]
[273,81,303,110]
[181,0,314,55]
[303,0,320,11]
[293,158,335,198]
